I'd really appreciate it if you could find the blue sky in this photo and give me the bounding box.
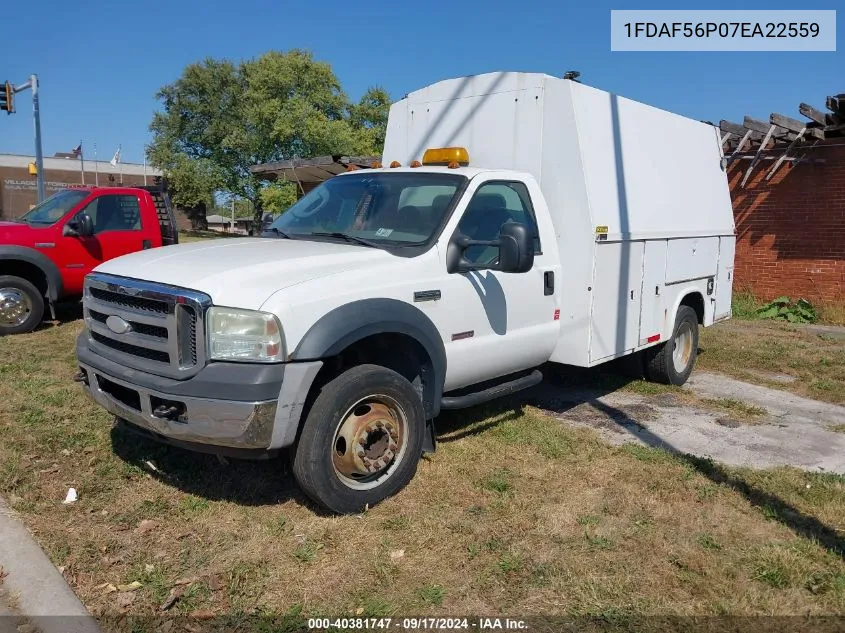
[0,0,840,165]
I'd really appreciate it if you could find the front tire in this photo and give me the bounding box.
[292,364,425,514]
[645,305,699,385]
[0,275,45,335]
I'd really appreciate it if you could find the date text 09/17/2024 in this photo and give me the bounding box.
[306,618,528,630]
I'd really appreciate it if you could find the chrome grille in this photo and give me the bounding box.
[83,273,211,379]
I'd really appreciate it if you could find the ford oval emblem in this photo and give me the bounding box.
[106,315,132,335]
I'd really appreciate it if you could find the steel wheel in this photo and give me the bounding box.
[671,321,694,374]
[331,394,408,491]
[0,287,33,327]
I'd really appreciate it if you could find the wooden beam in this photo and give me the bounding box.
[827,94,845,116]
[770,113,824,139]
[744,116,795,140]
[725,129,755,165]
[741,123,777,188]
[799,103,829,125]
[765,127,808,181]
[720,120,761,139]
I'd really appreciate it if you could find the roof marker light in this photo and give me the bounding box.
[410,160,422,168]
[390,161,401,168]
[422,147,469,166]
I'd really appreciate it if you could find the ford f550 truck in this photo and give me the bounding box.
[0,184,178,334]
[76,72,735,513]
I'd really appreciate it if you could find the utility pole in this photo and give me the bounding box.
[27,75,46,202]
[2,74,45,202]
[12,75,45,202]
[231,197,235,233]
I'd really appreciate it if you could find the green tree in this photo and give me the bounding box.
[259,182,298,215]
[350,87,391,155]
[149,50,389,227]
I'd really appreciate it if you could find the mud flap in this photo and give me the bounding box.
[422,417,437,454]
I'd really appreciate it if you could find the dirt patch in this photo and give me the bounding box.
[698,320,844,405]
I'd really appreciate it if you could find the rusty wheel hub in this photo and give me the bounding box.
[332,397,405,488]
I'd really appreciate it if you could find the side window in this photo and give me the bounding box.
[456,181,541,265]
[79,195,142,234]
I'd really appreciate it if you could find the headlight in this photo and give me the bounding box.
[207,307,285,363]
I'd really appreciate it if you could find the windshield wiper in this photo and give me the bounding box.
[263,227,292,239]
[309,231,380,248]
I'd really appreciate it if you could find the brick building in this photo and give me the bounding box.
[0,153,162,219]
[720,95,844,304]
[728,142,844,303]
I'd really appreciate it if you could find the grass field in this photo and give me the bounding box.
[1,315,844,628]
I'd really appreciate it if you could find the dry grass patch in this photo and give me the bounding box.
[2,320,845,624]
[698,320,845,404]
[700,398,767,423]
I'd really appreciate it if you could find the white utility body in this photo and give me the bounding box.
[77,72,735,513]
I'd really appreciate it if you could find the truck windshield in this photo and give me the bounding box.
[18,189,89,225]
[267,172,466,246]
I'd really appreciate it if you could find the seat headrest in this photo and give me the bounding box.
[468,193,507,213]
[431,194,452,214]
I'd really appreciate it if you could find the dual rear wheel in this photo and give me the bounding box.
[645,305,699,385]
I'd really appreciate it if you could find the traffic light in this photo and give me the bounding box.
[0,81,13,114]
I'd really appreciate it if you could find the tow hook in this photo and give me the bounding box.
[73,370,89,386]
[152,403,185,421]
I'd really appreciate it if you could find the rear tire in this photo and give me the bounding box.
[292,364,425,514]
[645,305,699,385]
[0,275,44,335]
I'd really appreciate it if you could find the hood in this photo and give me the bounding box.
[0,221,40,242]
[94,237,395,309]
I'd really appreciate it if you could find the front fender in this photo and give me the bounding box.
[0,245,63,301]
[291,298,447,415]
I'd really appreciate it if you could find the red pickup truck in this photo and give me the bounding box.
[0,185,178,335]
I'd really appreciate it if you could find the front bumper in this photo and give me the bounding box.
[77,333,322,453]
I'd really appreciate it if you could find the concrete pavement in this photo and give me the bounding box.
[0,499,100,633]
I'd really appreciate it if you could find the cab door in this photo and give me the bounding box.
[58,192,146,293]
[434,177,560,391]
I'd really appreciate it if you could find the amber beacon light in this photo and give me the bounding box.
[422,147,470,166]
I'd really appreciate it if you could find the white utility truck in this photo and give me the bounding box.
[76,72,735,513]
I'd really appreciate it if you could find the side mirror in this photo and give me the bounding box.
[63,213,94,238]
[496,222,535,273]
[446,221,535,274]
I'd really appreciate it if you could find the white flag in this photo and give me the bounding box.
[110,146,121,167]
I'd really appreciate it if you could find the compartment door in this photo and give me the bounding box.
[589,241,644,363]
[715,236,736,320]
[638,240,668,346]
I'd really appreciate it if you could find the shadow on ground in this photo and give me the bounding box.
[110,352,845,558]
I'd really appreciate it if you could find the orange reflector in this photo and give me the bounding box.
[422,147,469,166]
[390,161,401,168]
[410,160,422,168]
[371,161,383,168]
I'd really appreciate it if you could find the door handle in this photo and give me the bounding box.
[544,271,554,296]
